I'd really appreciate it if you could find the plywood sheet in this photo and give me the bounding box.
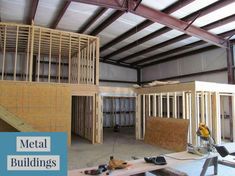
[144,117,189,152]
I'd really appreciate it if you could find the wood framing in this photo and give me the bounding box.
[136,81,235,145]
[0,22,99,85]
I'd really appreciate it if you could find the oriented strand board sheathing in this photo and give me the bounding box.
[0,81,71,144]
[144,117,189,152]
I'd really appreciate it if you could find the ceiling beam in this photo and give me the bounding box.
[132,41,206,65]
[78,7,107,33]
[181,0,234,22]
[130,4,227,47]
[28,0,39,24]
[104,0,232,60]
[100,0,195,52]
[74,0,227,47]
[71,0,125,11]
[100,59,136,69]
[119,34,189,63]
[140,29,235,68]
[103,26,171,60]
[203,14,235,31]
[89,10,125,36]
[100,20,153,51]
[51,0,71,29]
[132,14,235,65]
[142,45,219,68]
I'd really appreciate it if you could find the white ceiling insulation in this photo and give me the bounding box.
[34,0,63,27]
[0,0,235,67]
[85,9,115,34]
[171,0,218,19]
[141,0,178,11]
[192,2,235,27]
[98,13,146,46]
[0,0,29,23]
[209,21,235,34]
[57,2,98,32]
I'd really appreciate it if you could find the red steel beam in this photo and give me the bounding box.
[132,14,235,65]
[78,7,107,33]
[73,0,227,47]
[100,0,195,52]
[28,0,39,24]
[104,0,232,60]
[51,0,71,29]
[131,4,226,47]
[89,10,125,36]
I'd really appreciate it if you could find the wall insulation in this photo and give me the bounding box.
[103,97,135,127]
[142,48,227,83]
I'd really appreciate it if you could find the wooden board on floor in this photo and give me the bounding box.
[144,117,189,152]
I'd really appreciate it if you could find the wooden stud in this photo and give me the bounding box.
[29,23,35,82]
[201,91,205,123]
[148,94,151,117]
[221,96,225,140]
[1,25,7,80]
[58,33,62,83]
[26,28,31,81]
[153,94,156,117]
[182,92,185,119]
[77,37,80,84]
[92,42,95,84]
[173,92,177,118]
[136,95,141,139]
[232,95,235,142]
[191,91,197,146]
[68,34,71,83]
[143,94,145,138]
[167,93,170,118]
[48,31,52,82]
[212,92,221,144]
[208,92,212,131]
[14,26,19,81]
[37,28,41,82]
[96,38,99,85]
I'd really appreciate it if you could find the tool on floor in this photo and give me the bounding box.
[144,156,167,165]
[108,156,129,170]
[187,123,215,155]
[84,164,108,175]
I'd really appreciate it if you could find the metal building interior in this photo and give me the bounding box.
[1,0,235,175]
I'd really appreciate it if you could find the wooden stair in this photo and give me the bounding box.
[0,105,37,132]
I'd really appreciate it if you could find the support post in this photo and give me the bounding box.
[29,22,35,82]
[136,95,141,139]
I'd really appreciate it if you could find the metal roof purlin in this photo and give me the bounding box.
[28,0,39,25]
[51,0,72,29]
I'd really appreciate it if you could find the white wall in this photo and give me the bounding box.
[142,48,228,83]
[99,62,137,87]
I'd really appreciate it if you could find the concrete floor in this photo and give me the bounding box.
[68,127,171,170]
[68,127,235,175]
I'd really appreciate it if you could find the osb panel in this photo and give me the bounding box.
[144,117,189,152]
[0,82,71,144]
